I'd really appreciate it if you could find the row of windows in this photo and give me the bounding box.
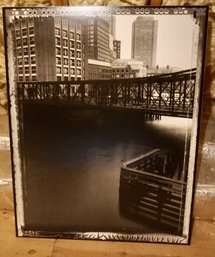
[112,69,130,73]
[16,47,35,55]
[56,48,81,58]
[55,28,81,40]
[16,37,35,47]
[112,74,133,78]
[15,27,34,37]
[56,57,81,66]
[18,75,36,82]
[56,67,81,75]
[17,56,36,65]
[56,39,81,49]
[57,76,81,82]
[18,66,36,74]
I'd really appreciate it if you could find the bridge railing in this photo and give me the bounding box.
[17,69,196,117]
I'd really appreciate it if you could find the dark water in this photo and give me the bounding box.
[22,104,191,234]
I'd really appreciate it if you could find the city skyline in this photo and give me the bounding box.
[115,14,198,69]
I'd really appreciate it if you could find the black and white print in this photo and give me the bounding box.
[3,6,208,244]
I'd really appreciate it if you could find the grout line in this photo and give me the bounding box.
[51,239,57,257]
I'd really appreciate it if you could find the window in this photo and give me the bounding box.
[17,58,22,65]
[18,76,23,81]
[24,66,29,73]
[24,57,29,65]
[63,49,68,56]
[55,37,61,45]
[32,76,36,81]
[22,28,27,36]
[25,76,30,81]
[18,67,23,73]
[62,30,67,37]
[55,28,60,36]
[23,38,28,46]
[63,39,68,47]
[57,67,61,74]
[70,31,74,39]
[17,49,22,56]
[16,39,21,47]
[56,47,61,55]
[30,47,35,54]
[56,57,61,64]
[76,51,81,58]
[70,59,75,66]
[70,50,75,57]
[77,42,81,49]
[77,69,81,75]
[15,30,21,37]
[32,66,36,74]
[70,40,75,48]
[76,33,81,40]
[29,36,34,45]
[31,56,36,64]
[23,48,28,55]
[77,60,81,67]
[57,76,61,81]
[29,27,34,35]
[70,68,75,75]
[64,68,68,74]
[63,58,68,65]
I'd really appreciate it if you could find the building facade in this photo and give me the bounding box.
[147,65,181,76]
[83,16,113,80]
[87,59,111,80]
[131,17,158,67]
[85,16,111,63]
[111,59,147,79]
[113,40,121,59]
[13,16,83,82]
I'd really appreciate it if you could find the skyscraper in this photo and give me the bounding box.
[83,16,112,79]
[13,16,83,82]
[131,17,158,67]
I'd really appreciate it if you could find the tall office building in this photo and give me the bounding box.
[13,16,83,82]
[131,17,158,67]
[83,16,112,79]
[102,15,116,40]
[85,16,111,62]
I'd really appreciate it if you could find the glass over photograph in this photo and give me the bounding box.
[3,6,208,244]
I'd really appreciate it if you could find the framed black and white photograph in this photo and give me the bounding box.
[3,5,208,244]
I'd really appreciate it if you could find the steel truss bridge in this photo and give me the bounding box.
[17,69,196,118]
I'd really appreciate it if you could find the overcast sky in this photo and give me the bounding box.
[115,15,198,69]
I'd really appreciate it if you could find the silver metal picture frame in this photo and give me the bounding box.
[3,5,208,244]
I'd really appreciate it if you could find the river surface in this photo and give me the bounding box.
[22,104,192,234]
